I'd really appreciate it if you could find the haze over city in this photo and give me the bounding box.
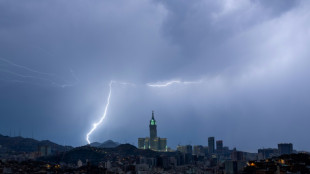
[1,0,310,153]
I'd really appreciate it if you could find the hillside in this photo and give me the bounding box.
[0,134,72,155]
[90,140,120,148]
[41,144,177,164]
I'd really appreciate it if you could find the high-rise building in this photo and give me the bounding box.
[216,140,223,153]
[138,111,167,151]
[38,145,51,157]
[149,111,157,149]
[231,148,244,161]
[208,137,215,153]
[193,145,204,156]
[278,143,293,155]
[149,112,157,139]
[177,145,192,154]
[138,138,147,149]
[258,148,278,160]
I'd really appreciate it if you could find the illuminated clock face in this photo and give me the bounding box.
[151,119,155,125]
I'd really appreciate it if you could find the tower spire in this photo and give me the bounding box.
[152,110,154,119]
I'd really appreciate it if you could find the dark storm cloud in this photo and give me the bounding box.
[156,0,302,77]
[0,0,310,151]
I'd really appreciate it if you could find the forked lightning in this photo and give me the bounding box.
[86,79,201,144]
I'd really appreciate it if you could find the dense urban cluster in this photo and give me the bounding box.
[0,112,309,173]
[243,153,310,174]
[0,143,309,174]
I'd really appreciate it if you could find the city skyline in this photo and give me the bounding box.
[0,110,300,154]
[1,0,310,152]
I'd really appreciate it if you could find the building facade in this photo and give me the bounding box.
[216,140,223,153]
[278,143,293,155]
[193,145,204,156]
[258,148,278,160]
[138,111,167,151]
[208,137,215,154]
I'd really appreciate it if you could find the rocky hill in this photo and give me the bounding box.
[0,134,72,155]
[41,144,177,164]
[90,140,120,148]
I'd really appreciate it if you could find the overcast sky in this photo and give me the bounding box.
[0,0,310,152]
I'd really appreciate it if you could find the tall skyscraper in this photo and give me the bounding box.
[216,140,223,153]
[177,145,192,154]
[149,111,157,139]
[231,148,244,161]
[138,111,167,151]
[193,145,204,156]
[258,148,278,160]
[278,143,293,155]
[208,137,215,154]
[149,111,157,150]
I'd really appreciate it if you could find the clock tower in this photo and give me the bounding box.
[149,110,157,139]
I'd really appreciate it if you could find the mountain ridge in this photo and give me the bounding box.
[0,134,72,154]
[89,140,120,148]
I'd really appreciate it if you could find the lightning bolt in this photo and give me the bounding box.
[0,69,64,87]
[86,81,112,144]
[0,58,54,76]
[146,79,202,87]
[85,79,200,144]
[86,81,134,144]
[0,57,79,88]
